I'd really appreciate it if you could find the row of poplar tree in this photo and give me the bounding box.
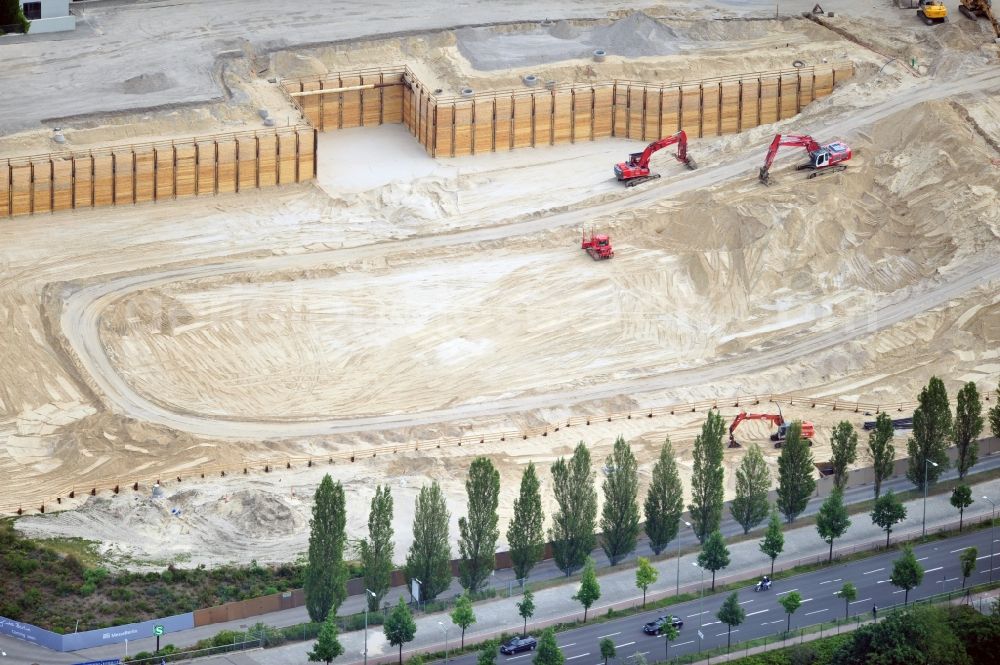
[302,376,999,662]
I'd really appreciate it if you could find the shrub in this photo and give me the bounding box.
[79,582,96,596]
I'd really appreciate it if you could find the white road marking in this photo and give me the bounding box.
[614,642,636,649]
[936,577,960,583]
[976,553,999,560]
[686,611,709,618]
[597,632,621,639]
[876,580,890,584]
[805,608,829,616]
[559,644,576,649]
[506,655,531,660]
[746,609,769,617]
[819,578,842,585]
[893,590,904,594]
[566,654,590,661]
[776,588,799,595]
[763,620,785,625]
[849,597,872,605]
[716,630,739,637]
[863,568,885,575]
[916,557,929,562]
[739,600,754,605]
[951,546,973,553]
[674,640,694,647]
[800,598,814,603]
[925,566,943,574]
[702,621,721,626]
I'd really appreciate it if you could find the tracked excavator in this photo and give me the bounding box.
[728,410,815,448]
[917,0,948,25]
[758,133,852,185]
[959,0,1000,39]
[614,131,697,187]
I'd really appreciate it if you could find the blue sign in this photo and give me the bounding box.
[0,615,64,650]
[0,612,194,652]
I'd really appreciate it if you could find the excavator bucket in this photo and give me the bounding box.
[758,166,771,185]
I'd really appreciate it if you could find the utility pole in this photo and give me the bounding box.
[438,622,449,665]
[922,460,938,536]
[984,496,996,583]
[364,589,376,665]
[677,520,692,595]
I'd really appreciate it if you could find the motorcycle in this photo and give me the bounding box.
[754,578,772,592]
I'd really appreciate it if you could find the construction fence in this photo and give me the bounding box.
[0,125,316,218]
[281,62,855,157]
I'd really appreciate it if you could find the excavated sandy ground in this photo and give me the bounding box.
[3,9,1000,567]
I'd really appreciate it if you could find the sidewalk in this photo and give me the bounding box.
[74,474,1000,664]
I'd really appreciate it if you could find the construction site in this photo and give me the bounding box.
[1,0,999,572]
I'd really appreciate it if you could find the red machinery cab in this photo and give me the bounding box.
[808,142,851,169]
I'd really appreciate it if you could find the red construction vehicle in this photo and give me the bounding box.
[758,134,852,185]
[581,229,614,260]
[729,410,815,448]
[614,131,697,187]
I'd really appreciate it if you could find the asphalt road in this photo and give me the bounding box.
[444,528,1000,665]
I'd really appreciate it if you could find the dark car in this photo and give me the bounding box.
[642,615,683,635]
[500,636,538,654]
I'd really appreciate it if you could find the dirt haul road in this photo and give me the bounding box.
[61,67,1000,440]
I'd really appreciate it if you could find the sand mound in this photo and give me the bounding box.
[121,72,174,95]
[585,12,680,56]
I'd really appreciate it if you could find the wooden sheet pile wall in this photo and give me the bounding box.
[283,64,853,160]
[2,127,316,218]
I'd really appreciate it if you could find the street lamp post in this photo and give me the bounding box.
[677,520,692,596]
[921,460,939,537]
[692,561,704,653]
[438,621,450,665]
[983,496,996,583]
[364,589,376,665]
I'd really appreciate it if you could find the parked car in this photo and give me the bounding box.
[500,636,538,654]
[642,615,683,635]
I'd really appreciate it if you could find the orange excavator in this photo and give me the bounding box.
[959,0,1000,39]
[758,134,852,186]
[729,410,815,448]
[614,131,697,187]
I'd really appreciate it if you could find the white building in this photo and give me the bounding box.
[19,0,76,34]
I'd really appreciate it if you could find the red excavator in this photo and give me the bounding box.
[614,131,697,187]
[581,229,614,260]
[729,410,815,448]
[758,134,852,185]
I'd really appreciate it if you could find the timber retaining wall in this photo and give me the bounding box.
[281,63,854,157]
[1,126,316,218]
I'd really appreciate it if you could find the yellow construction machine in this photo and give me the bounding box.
[959,0,1000,39]
[917,0,948,24]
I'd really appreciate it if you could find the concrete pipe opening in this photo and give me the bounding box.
[523,74,539,87]
[593,48,606,62]
[460,87,474,97]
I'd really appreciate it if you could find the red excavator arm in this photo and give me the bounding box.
[615,131,697,186]
[729,412,785,447]
[758,134,821,184]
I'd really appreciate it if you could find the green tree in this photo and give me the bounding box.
[661,621,679,662]
[716,592,746,650]
[383,597,417,665]
[906,376,952,490]
[635,556,659,607]
[533,628,564,665]
[689,410,726,542]
[954,382,983,479]
[776,422,816,523]
[890,545,924,605]
[599,638,616,665]
[404,481,452,602]
[601,436,640,566]
[990,380,1000,439]
[867,413,896,500]
[870,490,907,548]
[358,484,394,611]
[516,588,535,635]
[837,582,857,620]
[508,462,545,581]
[959,546,977,589]
[573,556,601,622]
[451,592,476,648]
[779,590,802,633]
[459,457,501,592]
[731,443,771,534]
[643,438,684,555]
[549,442,598,576]
[829,605,974,665]
[697,530,730,590]
[816,489,851,562]
[305,474,348,622]
[308,610,344,664]
[950,484,974,531]
[478,640,499,665]
[759,508,785,576]
[830,421,859,491]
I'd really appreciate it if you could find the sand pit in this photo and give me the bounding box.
[1,8,999,570]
